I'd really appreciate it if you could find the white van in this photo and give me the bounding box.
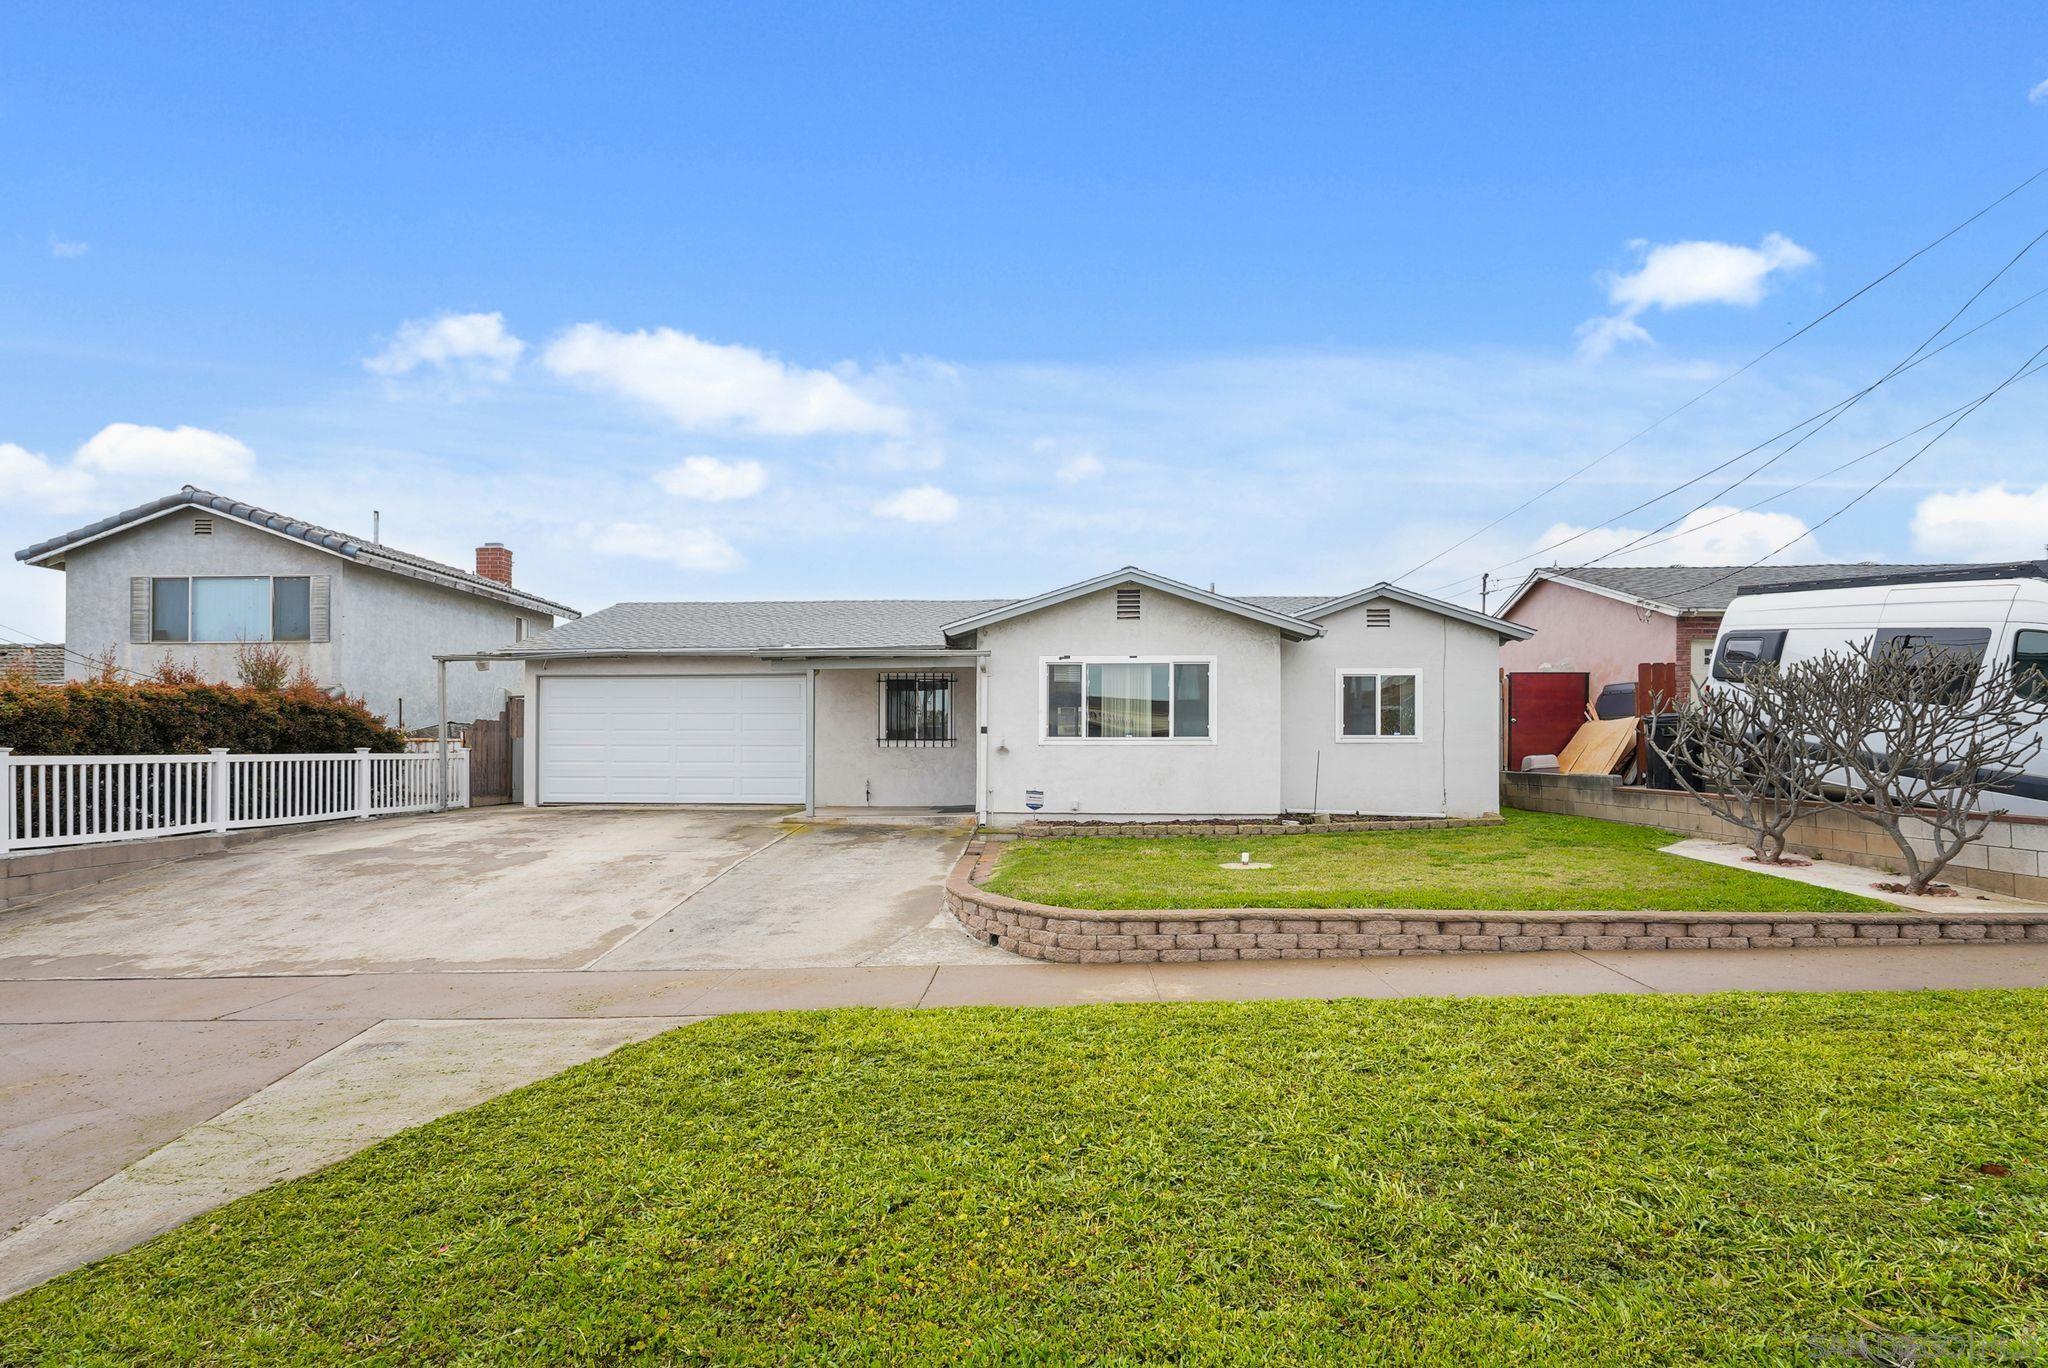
[1709,561,2048,814]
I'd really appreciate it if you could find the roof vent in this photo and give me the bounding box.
[1115,587,1141,620]
[192,516,213,536]
[1366,606,1392,628]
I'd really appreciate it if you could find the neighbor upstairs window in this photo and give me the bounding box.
[880,672,955,746]
[1044,659,1212,740]
[152,576,312,643]
[1338,670,1419,739]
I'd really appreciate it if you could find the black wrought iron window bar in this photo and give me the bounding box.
[880,671,956,747]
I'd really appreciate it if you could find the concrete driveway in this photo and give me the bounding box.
[0,806,988,978]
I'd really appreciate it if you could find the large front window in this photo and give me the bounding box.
[1045,659,1212,740]
[1338,670,1419,739]
[151,576,312,643]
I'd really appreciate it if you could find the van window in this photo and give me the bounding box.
[1710,630,1787,682]
[1873,627,1991,704]
[2016,630,2048,702]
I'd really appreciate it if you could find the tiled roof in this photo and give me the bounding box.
[1534,563,1972,614]
[0,642,66,685]
[14,486,579,620]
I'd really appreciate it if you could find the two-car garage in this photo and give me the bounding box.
[535,674,808,805]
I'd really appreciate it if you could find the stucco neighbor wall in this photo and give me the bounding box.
[978,586,1286,821]
[59,512,342,689]
[336,562,535,730]
[50,511,546,730]
[1278,598,1502,818]
[1500,578,1676,698]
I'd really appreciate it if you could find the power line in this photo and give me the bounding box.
[1392,161,2048,586]
[1516,228,2048,580]
[1682,336,2048,592]
[1562,355,2048,565]
[1422,271,2048,598]
[0,620,161,684]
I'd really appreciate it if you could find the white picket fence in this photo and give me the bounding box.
[0,747,469,854]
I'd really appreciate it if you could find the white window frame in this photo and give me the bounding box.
[1334,667,1424,743]
[155,574,312,644]
[1038,655,1219,746]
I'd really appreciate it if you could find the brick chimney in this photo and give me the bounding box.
[475,542,513,585]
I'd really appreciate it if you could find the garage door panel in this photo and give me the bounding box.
[540,674,807,805]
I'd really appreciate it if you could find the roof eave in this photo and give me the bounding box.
[1499,570,1684,619]
[937,567,1323,641]
[1302,582,1537,641]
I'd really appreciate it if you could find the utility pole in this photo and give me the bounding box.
[1480,572,1490,614]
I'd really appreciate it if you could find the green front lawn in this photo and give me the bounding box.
[5,993,2045,1363]
[982,809,1895,912]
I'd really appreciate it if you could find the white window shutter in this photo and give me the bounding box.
[309,576,331,642]
[130,577,150,643]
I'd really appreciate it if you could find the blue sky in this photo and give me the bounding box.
[6,1,2048,641]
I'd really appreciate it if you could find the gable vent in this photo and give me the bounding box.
[1366,606,1392,628]
[192,516,214,536]
[1115,587,1141,620]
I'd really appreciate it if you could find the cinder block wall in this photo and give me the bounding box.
[1,829,278,912]
[1502,771,2048,903]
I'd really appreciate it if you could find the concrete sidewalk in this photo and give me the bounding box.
[8,942,2048,1300]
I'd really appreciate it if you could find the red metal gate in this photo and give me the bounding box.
[1506,672,1589,771]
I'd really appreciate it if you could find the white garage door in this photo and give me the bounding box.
[538,675,807,804]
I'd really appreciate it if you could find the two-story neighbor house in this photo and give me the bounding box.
[14,486,579,728]
[493,566,1531,824]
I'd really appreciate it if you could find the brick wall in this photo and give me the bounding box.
[1672,612,1722,705]
[1502,770,2048,904]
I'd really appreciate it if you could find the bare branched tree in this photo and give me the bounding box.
[1798,639,2048,895]
[1647,663,1833,864]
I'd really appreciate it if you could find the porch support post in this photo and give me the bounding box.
[974,663,988,826]
[804,666,817,818]
[436,658,449,813]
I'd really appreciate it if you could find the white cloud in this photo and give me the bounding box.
[365,312,526,382]
[1911,484,2048,560]
[2030,78,2048,104]
[0,442,95,510]
[1578,232,1816,358]
[48,233,88,259]
[542,323,907,436]
[1056,452,1104,484]
[872,484,959,523]
[656,456,768,501]
[74,423,255,484]
[1532,505,1819,566]
[593,521,742,571]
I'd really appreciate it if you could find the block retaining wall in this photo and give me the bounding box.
[1503,771,2048,905]
[946,841,2048,963]
[2,828,284,913]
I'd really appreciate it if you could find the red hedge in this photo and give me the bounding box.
[0,677,405,756]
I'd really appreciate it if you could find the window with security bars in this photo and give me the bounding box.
[879,671,956,746]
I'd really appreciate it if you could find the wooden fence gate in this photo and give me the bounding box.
[464,697,523,806]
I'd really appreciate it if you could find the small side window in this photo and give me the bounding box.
[1710,630,1786,682]
[2016,630,2048,702]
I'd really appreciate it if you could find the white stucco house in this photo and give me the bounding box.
[14,486,579,729]
[495,567,1532,824]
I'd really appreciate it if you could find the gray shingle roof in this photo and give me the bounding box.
[1540,563,1971,614]
[15,486,579,620]
[500,584,1502,657]
[511,599,1018,655]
